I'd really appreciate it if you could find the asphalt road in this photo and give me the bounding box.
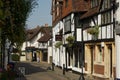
[15,62,69,80]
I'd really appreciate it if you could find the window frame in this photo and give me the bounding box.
[64,15,71,34]
[101,11,111,25]
[101,0,111,11]
[91,0,99,8]
[96,45,104,63]
[65,0,68,7]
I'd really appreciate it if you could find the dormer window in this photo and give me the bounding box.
[91,0,99,8]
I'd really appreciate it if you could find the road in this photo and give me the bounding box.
[15,62,69,80]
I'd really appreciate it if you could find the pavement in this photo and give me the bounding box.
[14,61,81,80]
[14,61,110,80]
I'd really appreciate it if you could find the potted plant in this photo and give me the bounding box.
[55,41,63,48]
[87,25,99,40]
[66,36,75,47]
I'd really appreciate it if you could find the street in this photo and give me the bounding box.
[15,62,76,80]
[15,62,109,80]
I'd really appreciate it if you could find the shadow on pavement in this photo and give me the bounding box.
[15,62,47,75]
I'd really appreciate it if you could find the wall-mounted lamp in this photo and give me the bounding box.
[101,42,104,48]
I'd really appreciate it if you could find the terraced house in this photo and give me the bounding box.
[51,0,117,79]
[80,0,116,79]
[51,0,90,69]
[21,24,52,63]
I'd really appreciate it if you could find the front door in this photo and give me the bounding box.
[68,48,73,68]
[107,45,112,78]
[90,46,94,74]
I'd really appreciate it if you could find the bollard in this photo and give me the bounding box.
[79,66,85,80]
[52,63,54,71]
[63,64,65,75]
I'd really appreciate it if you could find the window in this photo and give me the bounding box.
[101,11,111,25]
[102,0,111,10]
[65,0,68,7]
[42,43,45,47]
[91,0,99,8]
[49,40,52,46]
[96,45,104,62]
[64,15,71,33]
[57,3,59,16]
[83,20,91,29]
[75,14,81,27]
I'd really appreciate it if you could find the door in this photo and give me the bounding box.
[90,46,94,74]
[107,45,112,78]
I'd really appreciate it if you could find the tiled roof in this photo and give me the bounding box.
[26,25,52,42]
[72,0,90,12]
[38,34,52,42]
[40,27,52,34]
[80,0,102,19]
[26,26,41,41]
[80,6,99,19]
[38,27,52,42]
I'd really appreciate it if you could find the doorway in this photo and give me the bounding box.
[32,52,37,61]
[90,46,94,74]
[107,45,112,78]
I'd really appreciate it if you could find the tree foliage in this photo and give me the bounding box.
[0,0,37,50]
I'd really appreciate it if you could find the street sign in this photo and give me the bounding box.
[55,35,62,41]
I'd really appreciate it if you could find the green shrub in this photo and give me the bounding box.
[11,54,20,61]
[0,70,16,80]
[0,70,8,80]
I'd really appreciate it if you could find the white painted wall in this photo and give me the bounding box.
[115,0,120,79]
[52,21,64,67]
[21,31,43,51]
[52,13,77,68]
[76,29,82,41]
[21,42,26,51]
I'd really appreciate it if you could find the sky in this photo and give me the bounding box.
[26,0,52,29]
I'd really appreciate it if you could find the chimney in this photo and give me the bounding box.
[45,24,48,27]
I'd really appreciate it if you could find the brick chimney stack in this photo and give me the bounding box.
[45,24,48,27]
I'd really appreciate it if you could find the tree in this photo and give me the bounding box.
[0,0,37,50]
[0,0,37,67]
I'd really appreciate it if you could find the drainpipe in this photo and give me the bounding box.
[52,27,54,71]
[79,24,85,80]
